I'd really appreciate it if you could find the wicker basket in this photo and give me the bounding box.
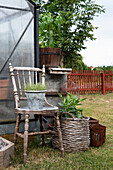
[52,113,90,152]
[90,124,106,147]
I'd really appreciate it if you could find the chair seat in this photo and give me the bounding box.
[15,106,58,115]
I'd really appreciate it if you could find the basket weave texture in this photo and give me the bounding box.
[52,117,90,152]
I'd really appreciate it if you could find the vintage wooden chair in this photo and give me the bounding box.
[9,63,64,164]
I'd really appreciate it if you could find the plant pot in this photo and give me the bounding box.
[0,77,9,100]
[25,90,46,110]
[0,137,14,169]
[90,124,106,147]
[39,48,61,68]
[52,115,90,152]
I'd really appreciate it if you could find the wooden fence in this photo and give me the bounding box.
[67,70,113,95]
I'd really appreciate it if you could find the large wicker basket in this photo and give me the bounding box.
[52,113,90,152]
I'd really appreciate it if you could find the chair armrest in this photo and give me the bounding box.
[44,97,56,108]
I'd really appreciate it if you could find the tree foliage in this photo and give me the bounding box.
[33,0,105,69]
[94,66,113,72]
[39,13,63,48]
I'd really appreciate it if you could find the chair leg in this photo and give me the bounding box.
[23,114,29,164]
[39,115,45,146]
[14,114,21,145]
[55,112,64,157]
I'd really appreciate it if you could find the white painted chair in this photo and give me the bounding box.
[9,63,64,164]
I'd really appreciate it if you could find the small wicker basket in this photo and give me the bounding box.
[52,112,90,152]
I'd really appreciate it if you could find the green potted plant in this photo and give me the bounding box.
[52,92,90,152]
[58,92,86,119]
[39,13,63,67]
[25,83,46,110]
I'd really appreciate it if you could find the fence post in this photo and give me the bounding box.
[101,72,105,95]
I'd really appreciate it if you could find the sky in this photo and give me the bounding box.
[81,0,113,67]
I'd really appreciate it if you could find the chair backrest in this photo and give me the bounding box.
[9,63,45,108]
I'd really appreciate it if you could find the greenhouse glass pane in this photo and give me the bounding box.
[0,0,35,124]
[0,0,29,9]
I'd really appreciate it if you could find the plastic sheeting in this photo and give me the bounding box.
[0,0,34,121]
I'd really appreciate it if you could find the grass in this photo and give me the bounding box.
[3,93,113,169]
[25,83,46,91]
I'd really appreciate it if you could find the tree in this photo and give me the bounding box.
[39,13,63,48]
[33,0,105,68]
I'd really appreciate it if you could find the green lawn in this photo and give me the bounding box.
[5,93,113,169]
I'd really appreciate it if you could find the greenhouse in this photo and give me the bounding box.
[0,0,39,133]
